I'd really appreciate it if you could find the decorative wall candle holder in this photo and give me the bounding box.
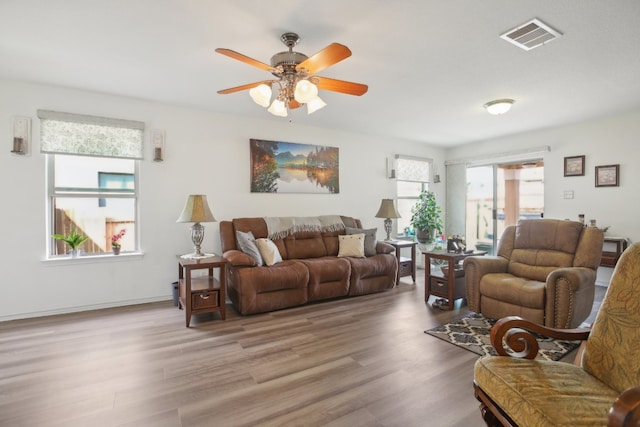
[11,116,31,156]
[151,129,165,162]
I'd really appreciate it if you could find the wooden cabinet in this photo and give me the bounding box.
[601,237,628,267]
[178,257,227,327]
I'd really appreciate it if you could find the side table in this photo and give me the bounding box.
[423,250,487,310]
[388,240,417,284]
[178,256,227,327]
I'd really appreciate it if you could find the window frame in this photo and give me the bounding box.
[394,155,433,239]
[45,154,141,259]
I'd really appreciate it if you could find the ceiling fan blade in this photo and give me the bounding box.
[288,99,302,109]
[296,43,352,75]
[314,77,368,96]
[215,48,275,72]
[217,81,273,94]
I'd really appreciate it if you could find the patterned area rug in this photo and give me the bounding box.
[424,312,581,361]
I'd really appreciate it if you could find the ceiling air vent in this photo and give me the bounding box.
[500,18,562,51]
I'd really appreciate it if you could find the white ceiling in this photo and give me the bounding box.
[2,1,640,147]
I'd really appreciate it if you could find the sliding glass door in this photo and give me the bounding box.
[466,162,544,255]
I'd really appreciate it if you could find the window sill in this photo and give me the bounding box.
[42,251,145,265]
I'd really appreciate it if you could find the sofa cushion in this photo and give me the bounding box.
[255,238,283,266]
[284,231,327,259]
[235,230,263,266]
[345,227,377,257]
[474,356,617,426]
[338,233,365,258]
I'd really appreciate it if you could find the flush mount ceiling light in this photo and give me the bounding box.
[484,99,515,115]
[215,32,368,117]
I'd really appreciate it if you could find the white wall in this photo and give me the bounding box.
[0,79,445,320]
[446,110,640,282]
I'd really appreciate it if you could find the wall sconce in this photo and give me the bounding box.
[433,164,441,183]
[10,116,31,156]
[386,157,397,179]
[151,129,165,162]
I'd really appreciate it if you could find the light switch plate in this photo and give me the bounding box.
[563,190,574,199]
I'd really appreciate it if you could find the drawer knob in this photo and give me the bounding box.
[199,293,210,299]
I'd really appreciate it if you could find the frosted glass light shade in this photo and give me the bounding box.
[294,80,318,103]
[249,84,272,107]
[484,99,514,115]
[306,96,327,114]
[267,99,288,117]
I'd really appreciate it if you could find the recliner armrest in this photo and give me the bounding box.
[376,241,394,254]
[223,249,257,267]
[546,267,597,328]
[464,256,509,312]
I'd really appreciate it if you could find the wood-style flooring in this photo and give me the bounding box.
[0,270,605,427]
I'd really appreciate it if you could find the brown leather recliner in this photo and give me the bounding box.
[464,219,604,328]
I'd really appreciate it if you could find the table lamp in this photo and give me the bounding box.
[375,199,401,241]
[176,194,217,259]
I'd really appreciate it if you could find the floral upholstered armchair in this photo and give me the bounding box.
[473,243,640,426]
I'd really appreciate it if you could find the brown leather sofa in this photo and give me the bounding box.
[464,219,604,328]
[219,216,398,315]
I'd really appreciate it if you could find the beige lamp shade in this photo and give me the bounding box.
[375,199,401,219]
[176,195,216,223]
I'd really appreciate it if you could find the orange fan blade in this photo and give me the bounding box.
[217,81,273,94]
[296,43,352,75]
[314,77,368,96]
[215,48,275,72]
[288,99,302,109]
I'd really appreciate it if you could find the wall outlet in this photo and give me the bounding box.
[563,190,574,199]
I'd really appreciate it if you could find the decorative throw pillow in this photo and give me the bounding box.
[255,238,283,266]
[235,230,263,266]
[345,227,377,257]
[337,233,366,258]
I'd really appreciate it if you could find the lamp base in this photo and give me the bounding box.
[180,252,216,260]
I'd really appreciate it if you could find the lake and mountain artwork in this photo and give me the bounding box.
[250,139,339,193]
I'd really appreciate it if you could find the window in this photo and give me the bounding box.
[394,156,431,236]
[39,110,144,258]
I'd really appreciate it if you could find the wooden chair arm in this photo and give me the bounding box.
[490,316,591,359]
[609,386,640,427]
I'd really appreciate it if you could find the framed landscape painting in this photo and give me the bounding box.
[249,139,339,193]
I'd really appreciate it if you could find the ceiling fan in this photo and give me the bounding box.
[215,32,368,117]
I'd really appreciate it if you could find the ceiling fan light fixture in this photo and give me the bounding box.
[306,96,327,114]
[294,79,318,103]
[267,99,288,117]
[249,84,272,107]
[484,99,515,115]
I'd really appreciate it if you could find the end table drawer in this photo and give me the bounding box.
[192,290,219,310]
[430,277,449,294]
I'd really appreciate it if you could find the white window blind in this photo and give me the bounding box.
[38,110,145,159]
[396,155,431,182]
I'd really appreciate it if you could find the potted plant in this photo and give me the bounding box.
[52,228,89,257]
[410,190,444,243]
[111,229,126,255]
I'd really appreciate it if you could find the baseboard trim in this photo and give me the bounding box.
[0,295,172,322]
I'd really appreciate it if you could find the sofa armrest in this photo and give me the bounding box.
[490,315,591,359]
[223,249,257,267]
[546,267,597,328]
[463,256,509,312]
[609,386,640,427]
[376,241,395,254]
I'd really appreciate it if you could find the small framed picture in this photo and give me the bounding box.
[564,155,585,177]
[595,164,620,187]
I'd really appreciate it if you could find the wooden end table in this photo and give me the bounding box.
[423,250,487,310]
[388,240,417,284]
[178,256,227,327]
